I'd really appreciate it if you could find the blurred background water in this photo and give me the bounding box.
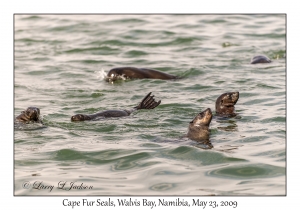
[14,14,286,195]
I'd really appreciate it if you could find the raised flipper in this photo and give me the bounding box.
[134,92,161,110]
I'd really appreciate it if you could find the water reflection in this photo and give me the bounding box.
[215,116,241,132]
[192,139,213,149]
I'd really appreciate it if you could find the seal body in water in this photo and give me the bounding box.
[215,92,239,116]
[15,107,43,123]
[106,67,177,82]
[187,108,213,142]
[71,92,161,121]
[250,55,271,64]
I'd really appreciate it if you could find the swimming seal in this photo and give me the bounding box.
[187,108,213,141]
[250,55,271,64]
[215,92,239,116]
[105,67,177,82]
[15,107,42,123]
[71,92,161,121]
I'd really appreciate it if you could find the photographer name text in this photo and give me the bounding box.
[22,181,93,192]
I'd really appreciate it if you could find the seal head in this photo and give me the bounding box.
[15,107,41,123]
[215,92,239,116]
[250,55,271,64]
[187,108,212,141]
[71,114,92,121]
[106,68,126,82]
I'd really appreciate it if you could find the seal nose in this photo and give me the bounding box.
[205,108,212,114]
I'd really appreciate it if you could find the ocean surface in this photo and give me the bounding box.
[14,14,286,196]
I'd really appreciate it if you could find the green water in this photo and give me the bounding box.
[14,14,286,195]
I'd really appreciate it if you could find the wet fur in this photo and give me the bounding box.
[187,108,212,141]
[250,55,271,64]
[15,107,42,123]
[215,92,239,116]
[106,67,177,81]
[71,92,161,121]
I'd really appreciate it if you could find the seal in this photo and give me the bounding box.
[187,108,213,141]
[71,92,161,121]
[215,92,239,116]
[105,67,177,82]
[250,55,271,64]
[15,107,42,123]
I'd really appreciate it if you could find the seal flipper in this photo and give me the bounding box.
[134,92,161,110]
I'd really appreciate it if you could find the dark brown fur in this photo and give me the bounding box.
[106,67,177,82]
[71,92,161,121]
[15,107,42,123]
[187,108,212,141]
[215,92,239,116]
[250,55,271,64]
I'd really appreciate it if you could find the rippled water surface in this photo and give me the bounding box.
[14,14,286,195]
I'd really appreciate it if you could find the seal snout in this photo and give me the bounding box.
[202,108,212,124]
[232,92,239,103]
[198,108,212,118]
[204,108,212,115]
[26,107,40,120]
[105,77,113,82]
[192,108,212,126]
[105,74,116,82]
[71,114,89,121]
[105,69,119,82]
[71,114,81,121]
